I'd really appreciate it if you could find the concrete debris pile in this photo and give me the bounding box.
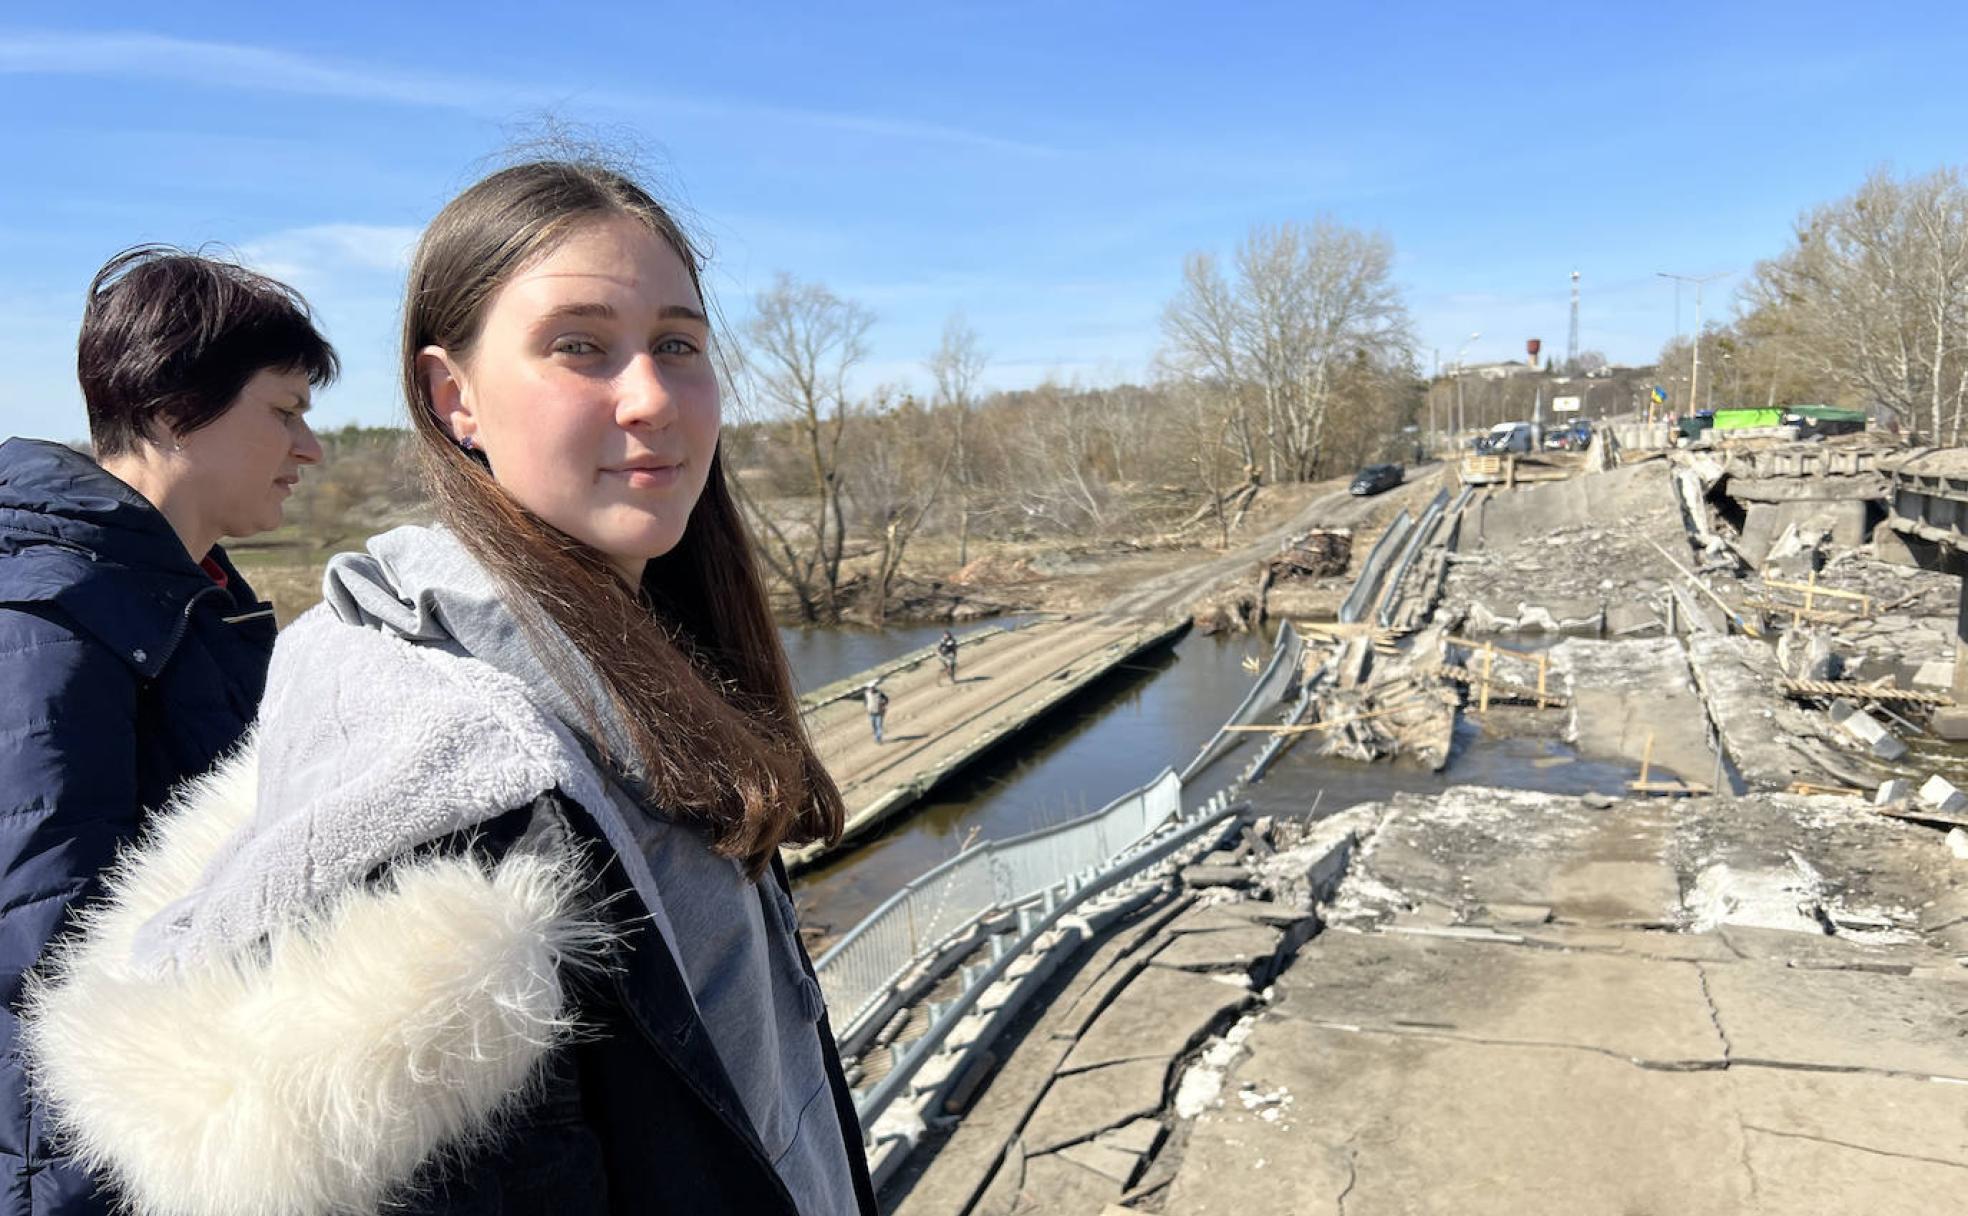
[1444,489,1680,637]
[1293,625,1458,771]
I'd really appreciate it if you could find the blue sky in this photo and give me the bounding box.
[4,3,1967,438]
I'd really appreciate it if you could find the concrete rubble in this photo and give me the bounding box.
[1162,787,1966,1216]
[877,435,1968,1214]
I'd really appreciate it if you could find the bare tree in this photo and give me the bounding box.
[927,314,988,566]
[1008,380,1109,533]
[739,273,873,622]
[842,392,951,626]
[1161,252,1258,476]
[1162,219,1413,486]
[1747,166,1968,441]
[1170,379,1243,549]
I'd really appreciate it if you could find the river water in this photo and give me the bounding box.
[780,621,1640,940]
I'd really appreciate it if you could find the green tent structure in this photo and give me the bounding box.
[1710,404,1867,438]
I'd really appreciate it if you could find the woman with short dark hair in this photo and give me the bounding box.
[0,246,336,1215]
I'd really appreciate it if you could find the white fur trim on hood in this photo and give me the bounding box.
[21,739,610,1216]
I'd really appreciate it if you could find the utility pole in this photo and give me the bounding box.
[1429,349,1438,455]
[1454,331,1481,444]
[1657,270,1727,418]
[1567,269,1580,374]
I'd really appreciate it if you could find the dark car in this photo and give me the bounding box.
[1542,419,1594,450]
[1349,463,1404,495]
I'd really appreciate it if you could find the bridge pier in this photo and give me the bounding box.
[1880,452,1968,739]
[1938,578,1968,740]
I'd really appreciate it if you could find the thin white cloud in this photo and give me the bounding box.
[0,28,1060,158]
[238,224,420,284]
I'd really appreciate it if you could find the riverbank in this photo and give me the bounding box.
[231,468,1436,631]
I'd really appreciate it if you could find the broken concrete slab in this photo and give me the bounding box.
[1159,904,1277,935]
[1743,1121,1967,1216]
[1702,960,1968,1081]
[1714,924,1937,972]
[1551,637,1713,781]
[1197,899,1312,929]
[1060,963,1253,1073]
[1685,635,1823,789]
[1549,859,1685,926]
[1475,901,1553,925]
[1012,1151,1124,1212]
[1054,1140,1142,1187]
[1682,861,1825,935]
[1149,924,1284,978]
[1272,928,1727,1064]
[1511,922,1741,963]
[1336,788,1680,925]
[1179,864,1251,890]
[1729,1066,1968,1174]
[1827,698,1909,760]
[1918,774,1967,813]
[1165,1018,1754,1216]
[1021,1058,1168,1154]
[1876,778,1914,805]
[1095,1118,1164,1157]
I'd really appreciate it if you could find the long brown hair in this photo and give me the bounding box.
[401,160,843,874]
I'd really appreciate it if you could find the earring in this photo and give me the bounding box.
[459,435,477,452]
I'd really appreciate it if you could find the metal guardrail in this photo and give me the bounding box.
[1179,621,1305,782]
[813,768,1184,1034]
[811,610,1325,1141]
[1375,489,1451,628]
[850,790,1242,1126]
[1339,509,1415,624]
[817,616,1309,1038]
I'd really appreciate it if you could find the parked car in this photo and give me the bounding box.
[1349,463,1404,496]
[1542,419,1594,451]
[1475,422,1534,454]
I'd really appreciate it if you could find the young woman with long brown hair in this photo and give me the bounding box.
[22,161,874,1216]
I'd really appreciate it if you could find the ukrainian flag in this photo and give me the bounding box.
[1649,385,1668,405]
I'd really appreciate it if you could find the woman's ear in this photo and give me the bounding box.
[419,345,475,445]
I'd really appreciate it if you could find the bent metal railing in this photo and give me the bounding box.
[1339,508,1414,624]
[811,768,1183,1034]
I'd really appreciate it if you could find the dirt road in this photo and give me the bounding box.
[1102,466,1448,620]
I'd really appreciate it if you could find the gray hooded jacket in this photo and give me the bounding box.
[26,525,858,1215]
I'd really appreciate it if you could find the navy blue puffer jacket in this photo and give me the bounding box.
[0,438,278,1215]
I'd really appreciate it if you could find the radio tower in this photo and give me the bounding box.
[1566,269,1580,373]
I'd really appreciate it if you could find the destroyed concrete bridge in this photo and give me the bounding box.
[805,427,1968,1215]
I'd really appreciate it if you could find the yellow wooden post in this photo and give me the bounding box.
[1537,653,1549,704]
[1638,731,1655,786]
[1479,642,1495,714]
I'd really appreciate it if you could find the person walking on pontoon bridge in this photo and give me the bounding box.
[936,629,958,684]
[864,680,889,744]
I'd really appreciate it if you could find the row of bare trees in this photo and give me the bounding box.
[727,219,1424,622]
[1657,165,1968,440]
[727,217,1423,621]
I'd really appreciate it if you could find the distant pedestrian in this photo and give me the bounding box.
[936,629,959,684]
[865,680,889,743]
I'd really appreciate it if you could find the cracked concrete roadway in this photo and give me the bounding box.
[1158,787,1968,1215]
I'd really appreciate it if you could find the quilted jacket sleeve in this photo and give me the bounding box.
[0,605,136,1216]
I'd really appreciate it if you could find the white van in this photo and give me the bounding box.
[1476,422,1534,454]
